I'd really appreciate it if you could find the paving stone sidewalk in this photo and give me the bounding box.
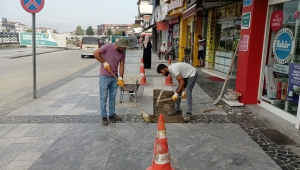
[0,49,287,170]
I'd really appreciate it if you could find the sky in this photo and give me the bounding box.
[0,0,138,33]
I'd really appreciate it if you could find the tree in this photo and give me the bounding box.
[75,26,83,35]
[107,29,112,35]
[53,30,58,33]
[26,28,32,32]
[86,26,94,35]
[118,30,126,36]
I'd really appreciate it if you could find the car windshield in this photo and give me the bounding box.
[82,37,98,44]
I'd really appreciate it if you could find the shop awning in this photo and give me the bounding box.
[196,0,239,11]
[140,33,152,36]
[182,4,196,19]
[143,24,156,32]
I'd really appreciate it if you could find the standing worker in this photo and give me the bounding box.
[156,63,198,122]
[93,38,129,126]
[197,35,206,67]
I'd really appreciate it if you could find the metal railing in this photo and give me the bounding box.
[0,35,19,43]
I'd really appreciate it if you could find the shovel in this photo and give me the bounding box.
[213,37,241,105]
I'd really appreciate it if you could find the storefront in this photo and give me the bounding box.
[235,0,300,128]
[168,17,180,59]
[205,1,243,75]
[259,0,300,126]
[165,0,185,61]
[175,1,204,66]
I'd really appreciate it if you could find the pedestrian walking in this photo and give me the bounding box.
[93,38,129,126]
[197,35,206,67]
[156,63,198,122]
[143,36,152,69]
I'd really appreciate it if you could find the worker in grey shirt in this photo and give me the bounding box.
[156,62,199,122]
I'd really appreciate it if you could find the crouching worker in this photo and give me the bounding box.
[156,63,198,122]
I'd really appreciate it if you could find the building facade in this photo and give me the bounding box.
[0,18,15,34]
[235,0,300,128]
[97,24,133,36]
[138,0,300,128]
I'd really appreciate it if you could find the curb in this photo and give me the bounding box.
[9,49,64,59]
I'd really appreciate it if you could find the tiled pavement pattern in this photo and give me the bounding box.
[0,49,297,169]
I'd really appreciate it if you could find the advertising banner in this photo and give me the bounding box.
[287,63,300,104]
[273,64,289,78]
[157,22,167,30]
[241,12,251,29]
[270,10,283,31]
[226,4,236,18]
[205,8,217,68]
[239,35,249,52]
[272,28,295,64]
[19,32,58,46]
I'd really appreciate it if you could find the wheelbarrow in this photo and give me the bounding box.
[119,74,140,103]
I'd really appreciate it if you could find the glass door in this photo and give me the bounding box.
[215,21,240,74]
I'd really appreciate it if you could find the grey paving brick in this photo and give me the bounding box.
[0,144,30,169]
[25,140,55,153]
[14,152,43,161]
[39,124,70,141]
[0,124,20,138]
[14,137,38,144]
[3,124,36,138]
[3,161,35,170]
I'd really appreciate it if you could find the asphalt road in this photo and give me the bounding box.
[0,50,99,109]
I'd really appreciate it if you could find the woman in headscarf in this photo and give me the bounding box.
[143,35,152,69]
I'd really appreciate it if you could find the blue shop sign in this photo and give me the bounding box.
[272,28,295,64]
[243,0,252,7]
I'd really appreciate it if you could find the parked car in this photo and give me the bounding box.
[80,36,100,58]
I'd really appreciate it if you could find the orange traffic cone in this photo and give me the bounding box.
[163,75,175,86]
[147,114,174,170]
[141,58,144,63]
[168,58,171,65]
[140,62,145,74]
[140,73,149,85]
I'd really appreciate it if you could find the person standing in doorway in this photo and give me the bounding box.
[93,38,129,126]
[158,42,166,60]
[197,35,206,67]
[143,36,152,69]
[156,63,198,122]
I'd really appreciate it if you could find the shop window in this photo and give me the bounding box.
[214,20,240,74]
[261,0,300,116]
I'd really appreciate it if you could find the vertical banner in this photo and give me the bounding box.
[205,9,217,69]
[287,63,300,104]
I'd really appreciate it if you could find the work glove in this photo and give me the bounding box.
[103,61,110,72]
[181,91,186,99]
[117,77,124,87]
[172,93,179,101]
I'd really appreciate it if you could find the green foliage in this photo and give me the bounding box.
[107,29,112,35]
[25,28,32,32]
[75,26,83,35]
[86,26,94,35]
[53,30,58,33]
[118,30,126,36]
